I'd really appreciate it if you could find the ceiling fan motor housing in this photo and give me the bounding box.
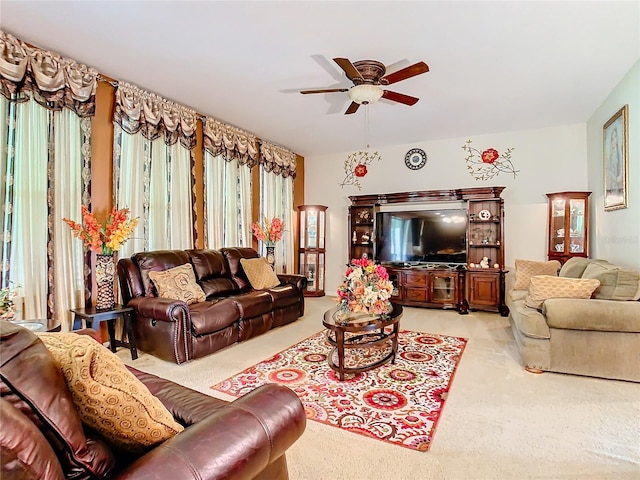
[352,60,388,85]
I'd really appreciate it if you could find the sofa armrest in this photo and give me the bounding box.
[543,298,640,332]
[128,297,190,324]
[278,273,307,291]
[115,384,306,480]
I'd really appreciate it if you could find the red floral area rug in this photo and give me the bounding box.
[211,330,467,452]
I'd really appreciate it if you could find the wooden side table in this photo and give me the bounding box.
[70,305,138,360]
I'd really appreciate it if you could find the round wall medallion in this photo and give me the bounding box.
[404,148,427,170]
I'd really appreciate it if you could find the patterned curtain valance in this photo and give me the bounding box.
[114,82,197,149]
[202,117,258,167]
[0,31,97,116]
[259,140,297,178]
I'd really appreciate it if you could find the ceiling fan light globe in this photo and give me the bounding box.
[348,84,384,105]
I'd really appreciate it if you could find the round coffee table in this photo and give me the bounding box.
[322,302,403,381]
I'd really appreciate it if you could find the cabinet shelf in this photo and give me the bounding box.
[546,192,591,264]
[298,205,327,297]
[469,220,500,224]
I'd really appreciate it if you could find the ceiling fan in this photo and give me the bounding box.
[301,57,429,115]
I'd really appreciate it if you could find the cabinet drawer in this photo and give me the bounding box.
[404,288,427,302]
[404,273,428,287]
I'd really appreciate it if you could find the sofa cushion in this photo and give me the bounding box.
[222,247,260,291]
[230,290,274,318]
[524,275,601,309]
[133,250,192,297]
[509,300,551,339]
[148,263,206,305]
[558,257,594,278]
[189,298,240,336]
[0,323,116,478]
[266,284,301,309]
[543,298,640,332]
[37,333,184,453]
[187,249,239,297]
[240,257,281,290]
[514,259,561,290]
[0,397,65,480]
[581,261,640,301]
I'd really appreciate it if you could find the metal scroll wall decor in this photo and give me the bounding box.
[462,140,519,180]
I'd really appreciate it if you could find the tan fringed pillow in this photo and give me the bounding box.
[148,263,206,304]
[514,259,561,290]
[240,257,280,290]
[37,333,184,453]
[524,275,601,309]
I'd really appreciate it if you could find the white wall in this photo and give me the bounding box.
[586,60,640,270]
[305,124,588,293]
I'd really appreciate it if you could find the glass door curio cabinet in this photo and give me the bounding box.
[297,205,327,296]
[546,191,591,265]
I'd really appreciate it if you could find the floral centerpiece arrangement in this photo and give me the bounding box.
[0,283,19,320]
[63,205,139,255]
[251,217,284,246]
[337,258,393,316]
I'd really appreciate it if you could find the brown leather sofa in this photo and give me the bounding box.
[0,322,306,480]
[117,247,306,364]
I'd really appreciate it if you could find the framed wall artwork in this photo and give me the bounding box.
[603,104,628,211]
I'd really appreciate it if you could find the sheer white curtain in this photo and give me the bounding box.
[114,125,148,260]
[115,131,194,255]
[53,109,87,327]
[204,152,252,248]
[259,166,294,273]
[11,100,49,320]
[6,100,85,328]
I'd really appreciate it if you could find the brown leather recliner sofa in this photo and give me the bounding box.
[0,322,306,480]
[117,247,307,364]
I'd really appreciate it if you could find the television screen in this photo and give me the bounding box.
[375,209,467,265]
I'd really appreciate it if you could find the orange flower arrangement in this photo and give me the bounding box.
[251,217,284,246]
[63,205,139,255]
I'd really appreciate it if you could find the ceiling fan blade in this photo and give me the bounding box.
[344,102,360,115]
[381,62,429,85]
[382,90,420,106]
[300,88,349,94]
[333,58,364,82]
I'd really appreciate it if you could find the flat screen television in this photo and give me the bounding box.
[375,209,467,265]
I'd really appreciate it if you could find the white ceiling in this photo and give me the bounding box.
[1,1,639,158]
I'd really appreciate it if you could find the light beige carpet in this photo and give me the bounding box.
[118,297,640,480]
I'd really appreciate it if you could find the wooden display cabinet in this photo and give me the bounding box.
[297,205,327,296]
[546,192,591,264]
[467,195,508,315]
[348,187,507,315]
[348,204,375,261]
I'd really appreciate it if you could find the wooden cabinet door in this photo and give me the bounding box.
[468,272,499,307]
[430,272,458,305]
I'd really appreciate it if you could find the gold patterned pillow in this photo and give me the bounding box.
[37,333,183,452]
[514,259,561,290]
[524,275,601,309]
[148,263,206,304]
[240,257,280,290]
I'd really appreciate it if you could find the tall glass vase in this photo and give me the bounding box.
[265,245,276,270]
[95,254,116,310]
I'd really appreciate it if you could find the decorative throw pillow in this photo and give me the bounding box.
[514,259,561,290]
[581,261,640,301]
[524,275,601,309]
[37,333,184,453]
[240,257,280,290]
[148,263,206,304]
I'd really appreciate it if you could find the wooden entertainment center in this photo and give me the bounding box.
[348,186,508,316]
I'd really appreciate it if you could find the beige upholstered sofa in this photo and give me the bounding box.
[506,257,640,382]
